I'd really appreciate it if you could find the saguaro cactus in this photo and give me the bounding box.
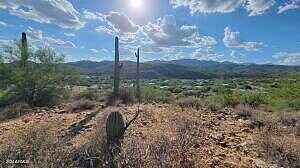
[113,37,122,97]
[106,111,125,144]
[106,110,140,145]
[20,32,29,68]
[135,48,141,101]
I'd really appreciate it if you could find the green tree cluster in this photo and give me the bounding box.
[0,32,77,107]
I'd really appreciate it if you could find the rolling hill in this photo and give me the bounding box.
[65,59,300,79]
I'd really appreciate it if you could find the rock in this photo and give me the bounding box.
[254,159,267,168]
[223,161,239,167]
[218,141,227,147]
[227,122,235,125]
[211,157,221,166]
[241,128,251,133]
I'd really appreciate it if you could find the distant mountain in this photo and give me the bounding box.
[65,59,300,79]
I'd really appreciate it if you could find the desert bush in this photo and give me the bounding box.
[68,100,96,112]
[240,92,267,107]
[0,123,73,167]
[141,86,174,104]
[235,104,254,120]
[0,35,75,107]
[207,93,240,108]
[278,112,300,127]
[106,88,135,106]
[74,90,99,101]
[0,102,30,121]
[176,97,203,111]
[74,117,110,167]
[257,126,300,168]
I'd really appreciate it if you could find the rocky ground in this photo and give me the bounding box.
[0,103,298,167]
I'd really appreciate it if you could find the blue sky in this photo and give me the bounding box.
[0,0,299,65]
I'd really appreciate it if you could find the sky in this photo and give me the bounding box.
[0,0,299,65]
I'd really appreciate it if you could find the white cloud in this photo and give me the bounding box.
[223,27,263,51]
[100,48,109,53]
[143,15,216,48]
[26,27,76,48]
[82,9,104,21]
[272,52,300,65]
[64,33,75,37]
[170,0,275,16]
[245,0,275,16]
[192,48,224,61]
[0,0,84,29]
[95,11,139,43]
[90,49,99,53]
[0,21,8,27]
[170,0,243,14]
[278,0,300,14]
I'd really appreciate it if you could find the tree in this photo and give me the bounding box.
[0,32,75,107]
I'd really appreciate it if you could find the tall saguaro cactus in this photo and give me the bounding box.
[20,32,29,68]
[113,37,122,96]
[135,48,141,101]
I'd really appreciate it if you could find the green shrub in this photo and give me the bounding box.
[0,35,74,107]
[240,92,267,107]
[141,86,174,104]
[208,93,240,108]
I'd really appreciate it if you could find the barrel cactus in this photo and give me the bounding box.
[106,111,125,144]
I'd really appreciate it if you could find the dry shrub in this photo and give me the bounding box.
[73,109,111,168]
[277,112,300,127]
[68,100,96,112]
[235,104,254,120]
[74,90,99,101]
[0,122,73,168]
[115,118,197,168]
[0,102,30,121]
[115,137,148,168]
[117,136,177,168]
[175,119,196,168]
[176,97,203,111]
[257,126,300,168]
[106,89,135,106]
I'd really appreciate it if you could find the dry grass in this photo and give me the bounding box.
[0,122,73,168]
[106,89,135,106]
[176,96,203,111]
[257,126,300,167]
[235,104,254,120]
[0,103,31,122]
[73,90,99,101]
[67,99,96,112]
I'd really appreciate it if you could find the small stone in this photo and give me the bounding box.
[254,159,267,168]
[219,141,227,147]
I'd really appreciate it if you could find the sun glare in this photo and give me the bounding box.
[130,0,143,8]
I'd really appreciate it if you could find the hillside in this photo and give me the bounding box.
[65,59,300,79]
[2,103,298,167]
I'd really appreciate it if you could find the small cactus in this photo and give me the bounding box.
[106,111,125,144]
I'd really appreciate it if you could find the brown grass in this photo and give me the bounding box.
[0,103,31,122]
[0,122,73,168]
[67,99,96,112]
[257,126,300,167]
[176,96,203,111]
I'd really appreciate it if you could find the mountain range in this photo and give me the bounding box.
[65,59,300,79]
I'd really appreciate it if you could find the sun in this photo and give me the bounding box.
[130,0,143,8]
